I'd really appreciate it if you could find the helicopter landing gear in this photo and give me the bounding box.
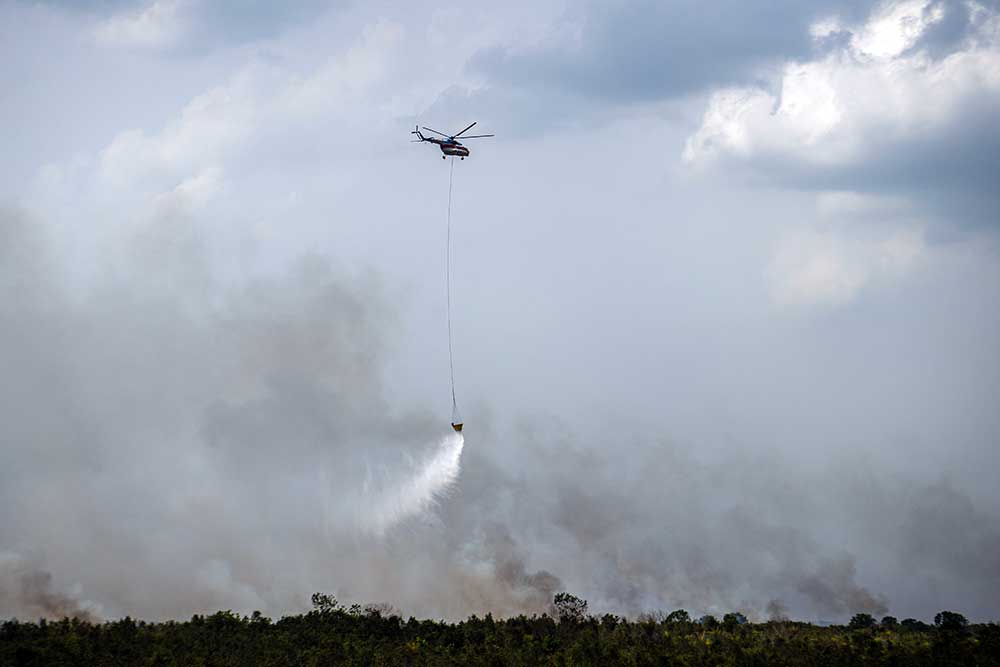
[460,157,464,160]
[442,155,447,159]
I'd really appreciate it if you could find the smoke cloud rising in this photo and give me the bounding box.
[0,202,998,625]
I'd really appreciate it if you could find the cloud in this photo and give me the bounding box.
[684,0,1000,227]
[471,0,876,104]
[93,0,185,49]
[151,165,224,212]
[768,194,925,307]
[93,20,404,198]
[29,0,334,52]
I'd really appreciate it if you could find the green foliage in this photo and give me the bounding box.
[902,617,931,632]
[0,596,996,666]
[552,592,587,622]
[935,610,969,632]
[722,612,748,631]
[665,609,691,624]
[310,592,339,613]
[849,613,878,630]
[699,614,719,629]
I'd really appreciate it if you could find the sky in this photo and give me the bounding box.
[1,0,999,623]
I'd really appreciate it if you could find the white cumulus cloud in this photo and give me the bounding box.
[94,0,188,50]
[684,0,1000,173]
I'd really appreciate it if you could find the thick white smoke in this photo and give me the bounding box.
[1,205,999,624]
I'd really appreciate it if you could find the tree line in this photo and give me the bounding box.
[1,592,998,666]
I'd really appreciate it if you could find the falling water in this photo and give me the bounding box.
[364,433,465,535]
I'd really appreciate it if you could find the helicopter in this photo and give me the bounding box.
[412,122,494,159]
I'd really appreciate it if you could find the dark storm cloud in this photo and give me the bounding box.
[471,0,875,103]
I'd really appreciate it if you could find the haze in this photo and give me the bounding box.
[1,0,998,624]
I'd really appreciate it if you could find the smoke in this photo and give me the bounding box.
[436,427,904,621]
[1,204,999,624]
[796,558,888,617]
[767,599,789,621]
[0,204,449,619]
[0,552,100,622]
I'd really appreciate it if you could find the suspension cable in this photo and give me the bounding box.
[446,157,459,425]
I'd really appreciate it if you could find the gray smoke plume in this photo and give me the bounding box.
[1,205,998,623]
[0,553,99,622]
[796,558,888,617]
[767,599,789,622]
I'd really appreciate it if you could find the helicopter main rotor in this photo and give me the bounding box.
[420,122,494,144]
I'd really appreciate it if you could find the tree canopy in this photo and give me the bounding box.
[1,596,997,666]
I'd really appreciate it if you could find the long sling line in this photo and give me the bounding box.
[446,157,461,430]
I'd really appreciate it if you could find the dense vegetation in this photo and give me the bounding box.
[2,593,998,666]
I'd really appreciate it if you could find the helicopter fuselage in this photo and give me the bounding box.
[423,138,469,157]
[413,124,490,159]
[440,143,470,157]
